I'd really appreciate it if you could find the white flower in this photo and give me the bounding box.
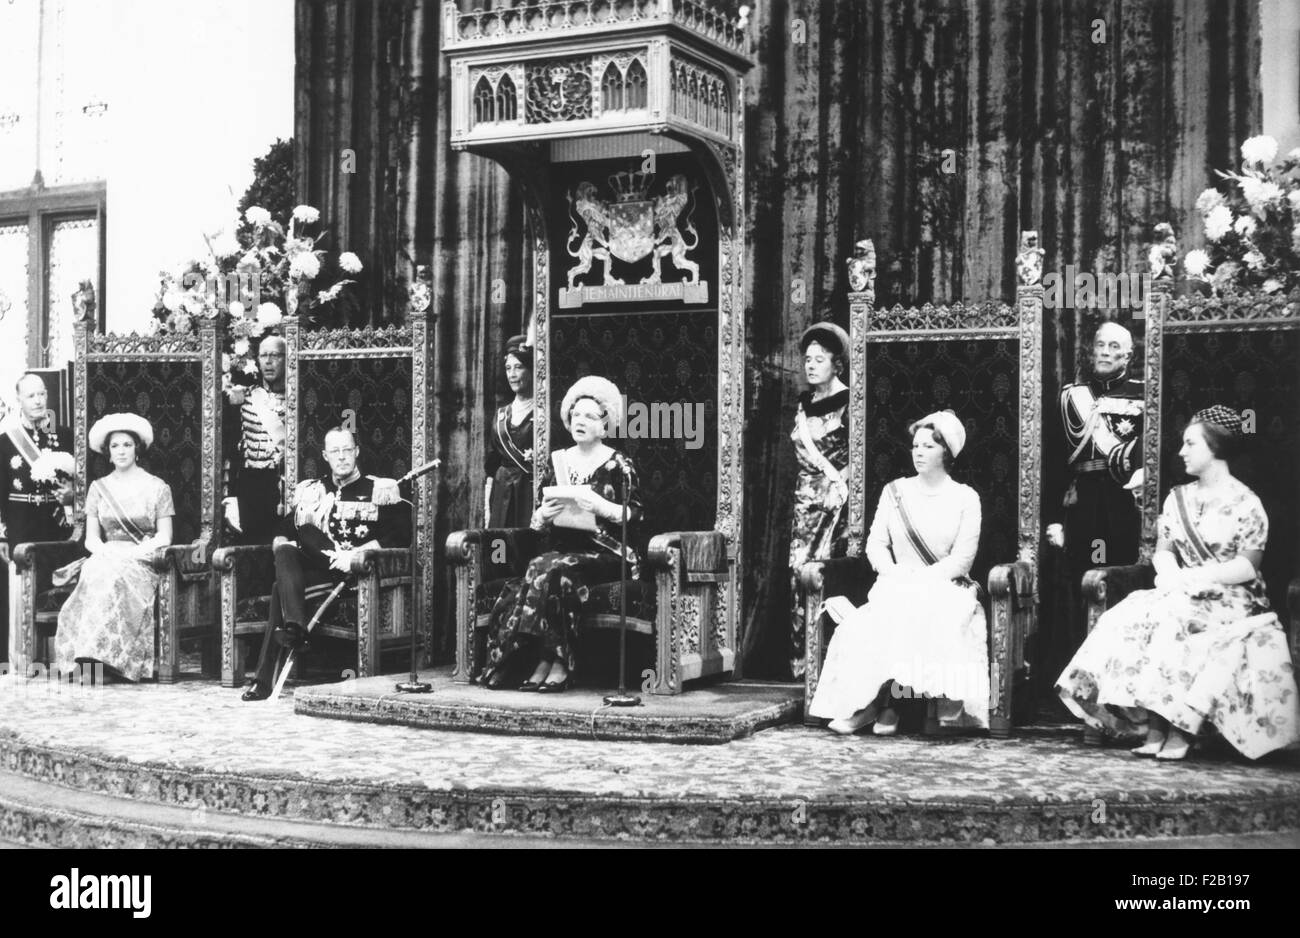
[1233,215,1257,237]
[1263,278,1283,293]
[227,300,246,319]
[1292,223,1300,254]
[162,290,183,313]
[1288,190,1300,212]
[1243,249,1265,270]
[210,231,241,258]
[245,206,272,227]
[1240,134,1278,165]
[10,455,23,469]
[1183,249,1211,278]
[182,294,208,317]
[233,338,250,357]
[242,360,260,376]
[221,353,232,373]
[1204,205,1233,241]
[237,251,261,273]
[1239,176,1284,215]
[292,205,321,224]
[246,317,266,337]
[257,302,283,327]
[1289,147,1300,160]
[338,252,363,274]
[1195,188,1226,214]
[289,252,321,280]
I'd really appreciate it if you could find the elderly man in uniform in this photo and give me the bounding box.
[223,336,288,544]
[240,426,409,700]
[1047,321,1144,664]
[0,373,77,665]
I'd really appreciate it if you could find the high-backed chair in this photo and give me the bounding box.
[1081,261,1300,732]
[12,315,224,681]
[213,304,434,686]
[800,233,1045,737]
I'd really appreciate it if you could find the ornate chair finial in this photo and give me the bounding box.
[1148,223,1177,282]
[1016,231,1044,287]
[846,239,876,294]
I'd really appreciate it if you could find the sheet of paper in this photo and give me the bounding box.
[542,485,599,532]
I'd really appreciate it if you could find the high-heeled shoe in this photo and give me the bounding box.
[872,708,900,736]
[481,670,510,690]
[518,680,542,692]
[537,677,569,693]
[1156,740,1192,761]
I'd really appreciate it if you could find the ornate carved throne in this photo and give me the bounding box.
[1081,245,1300,733]
[800,233,1045,737]
[213,304,435,686]
[441,0,752,693]
[13,317,224,682]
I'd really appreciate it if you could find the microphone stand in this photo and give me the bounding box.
[396,459,441,694]
[604,455,640,707]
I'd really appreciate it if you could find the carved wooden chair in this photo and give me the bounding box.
[213,310,434,686]
[12,317,224,682]
[1081,275,1300,740]
[800,233,1045,737]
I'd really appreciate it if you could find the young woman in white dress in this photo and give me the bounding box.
[808,411,989,735]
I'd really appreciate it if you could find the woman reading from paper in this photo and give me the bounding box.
[1057,406,1300,760]
[484,335,535,528]
[479,376,642,693]
[54,414,174,682]
[788,322,851,679]
[809,411,989,735]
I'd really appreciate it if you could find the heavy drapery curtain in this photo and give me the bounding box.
[296,0,1260,678]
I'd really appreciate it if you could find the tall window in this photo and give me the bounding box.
[0,0,108,401]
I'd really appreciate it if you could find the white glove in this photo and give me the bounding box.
[223,497,242,533]
[1045,523,1064,549]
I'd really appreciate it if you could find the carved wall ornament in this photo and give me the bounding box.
[1148,222,1178,282]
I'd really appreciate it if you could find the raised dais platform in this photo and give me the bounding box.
[0,676,1297,846]
[292,668,802,743]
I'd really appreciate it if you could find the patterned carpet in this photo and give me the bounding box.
[0,673,1297,844]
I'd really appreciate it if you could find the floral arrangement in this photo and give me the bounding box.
[151,204,363,389]
[1184,135,1300,294]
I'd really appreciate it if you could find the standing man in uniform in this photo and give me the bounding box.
[1,373,76,665]
[224,336,288,544]
[1047,321,1145,665]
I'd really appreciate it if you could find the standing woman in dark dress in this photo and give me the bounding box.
[479,376,642,693]
[789,323,851,679]
[484,335,535,528]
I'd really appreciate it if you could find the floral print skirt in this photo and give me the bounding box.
[789,470,846,680]
[54,542,159,682]
[483,550,625,677]
[1056,586,1300,759]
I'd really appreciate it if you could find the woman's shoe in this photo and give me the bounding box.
[1131,741,1163,757]
[518,680,541,692]
[1156,735,1193,761]
[241,682,270,702]
[482,670,510,690]
[537,678,569,693]
[828,705,877,736]
[872,708,900,736]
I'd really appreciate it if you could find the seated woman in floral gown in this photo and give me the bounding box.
[809,411,989,735]
[478,376,642,694]
[54,414,174,682]
[1057,406,1300,761]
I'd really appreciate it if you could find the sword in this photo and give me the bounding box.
[267,578,350,701]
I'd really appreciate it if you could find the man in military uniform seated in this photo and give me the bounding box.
[240,426,409,701]
[1,373,77,665]
[223,336,288,544]
[1047,321,1144,655]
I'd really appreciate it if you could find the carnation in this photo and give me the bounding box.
[1204,205,1233,241]
[227,300,246,319]
[245,206,273,227]
[1233,215,1257,238]
[338,252,363,275]
[1183,249,1211,278]
[292,205,321,224]
[289,253,321,280]
[1240,135,1278,166]
[233,338,250,357]
[1194,188,1226,214]
[257,302,283,327]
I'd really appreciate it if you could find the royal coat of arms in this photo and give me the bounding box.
[560,171,708,308]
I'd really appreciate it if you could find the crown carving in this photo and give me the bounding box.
[608,170,654,203]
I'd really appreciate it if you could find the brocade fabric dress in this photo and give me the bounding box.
[481,450,642,678]
[54,472,174,682]
[809,477,989,728]
[485,402,534,529]
[1056,477,1300,759]
[789,388,850,679]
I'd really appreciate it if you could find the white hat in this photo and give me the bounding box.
[89,413,154,454]
[561,375,623,435]
[917,410,967,458]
